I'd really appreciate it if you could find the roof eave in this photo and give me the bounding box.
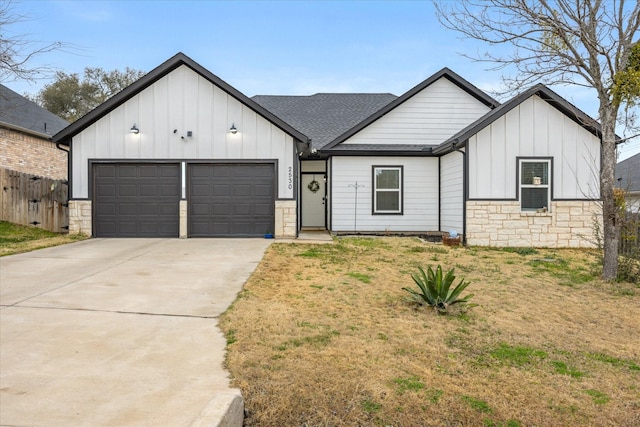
[1,121,54,141]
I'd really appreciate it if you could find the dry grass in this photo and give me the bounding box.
[0,221,87,256]
[219,237,640,427]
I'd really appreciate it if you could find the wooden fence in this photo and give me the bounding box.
[620,211,640,257]
[0,168,69,233]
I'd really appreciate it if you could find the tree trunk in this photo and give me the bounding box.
[599,107,619,281]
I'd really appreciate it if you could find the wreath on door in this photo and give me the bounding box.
[307,179,320,193]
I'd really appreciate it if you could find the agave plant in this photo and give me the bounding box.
[403,265,476,313]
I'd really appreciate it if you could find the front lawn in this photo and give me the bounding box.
[219,237,639,426]
[0,221,87,256]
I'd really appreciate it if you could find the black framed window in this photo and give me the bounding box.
[373,166,402,214]
[519,159,551,211]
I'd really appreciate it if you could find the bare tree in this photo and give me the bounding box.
[435,0,640,281]
[0,1,67,82]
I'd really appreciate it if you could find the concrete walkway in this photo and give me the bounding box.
[0,238,271,427]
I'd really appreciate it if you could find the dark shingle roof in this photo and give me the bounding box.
[0,84,68,138]
[616,152,640,193]
[252,93,397,149]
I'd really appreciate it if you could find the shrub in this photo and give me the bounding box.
[403,265,476,313]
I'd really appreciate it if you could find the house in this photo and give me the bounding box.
[616,152,640,211]
[0,84,69,179]
[53,52,602,247]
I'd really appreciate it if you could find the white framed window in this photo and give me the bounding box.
[372,166,403,214]
[519,159,551,212]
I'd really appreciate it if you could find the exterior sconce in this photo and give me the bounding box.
[130,124,139,134]
[229,123,237,134]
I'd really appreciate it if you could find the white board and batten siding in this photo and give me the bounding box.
[330,157,438,232]
[71,65,294,199]
[467,95,601,200]
[440,149,464,233]
[345,78,491,146]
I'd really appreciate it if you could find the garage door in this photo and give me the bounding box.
[93,163,180,237]
[188,163,275,237]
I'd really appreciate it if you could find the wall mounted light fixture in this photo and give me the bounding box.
[229,123,237,134]
[130,124,139,134]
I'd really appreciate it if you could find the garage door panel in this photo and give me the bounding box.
[93,163,180,237]
[212,167,232,178]
[233,184,252,197]
[161,185,180,197]
[253,167,273,179]
[97,183,116,197]
[254,204,273,216]
[233,204,251,215]
[212,184,230,196]
[212,205,231,215]
[118,184,137,197]
[96,204,116,215]
[191,184,211,197]
[188,163,274,237]
[118,166,137,178]
[139,204,158,216]
[254,184,273,197]
[139,184,158,196]
[190,203,209,215]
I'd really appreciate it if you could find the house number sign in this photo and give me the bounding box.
[288,166,293,190]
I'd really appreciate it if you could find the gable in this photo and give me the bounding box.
[328,77,493,148]
[467,94,601,200]
[53,52,308,146]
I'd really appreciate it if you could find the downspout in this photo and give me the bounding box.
[55,140,71,231]
[451,139,467,246]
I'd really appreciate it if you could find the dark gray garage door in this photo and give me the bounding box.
[93,163,180,237]
[188,163,275,237]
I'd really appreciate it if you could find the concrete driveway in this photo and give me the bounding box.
[0,238,272,426]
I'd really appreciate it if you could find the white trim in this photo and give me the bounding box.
[373,166,402,214]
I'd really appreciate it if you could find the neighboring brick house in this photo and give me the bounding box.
[1,84,69,179]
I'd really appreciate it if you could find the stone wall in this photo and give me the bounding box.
[179,200,188,238]
[275,200,297,238]
[0,127,67,180]
[68,200,92,236]
[466,200,601,248]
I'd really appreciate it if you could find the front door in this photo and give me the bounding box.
[301,173,326,228]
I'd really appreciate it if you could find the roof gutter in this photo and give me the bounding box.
[0,121,56,140]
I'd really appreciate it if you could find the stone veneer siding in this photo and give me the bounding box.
[0,128,67,180]
[179,200,188,238]
[68,200,92,236]
[466,200,602,248]
[275,200,297,238]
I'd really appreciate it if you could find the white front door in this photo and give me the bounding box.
[301,174,326,228]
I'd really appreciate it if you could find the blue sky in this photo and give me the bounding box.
[5,0,639,159]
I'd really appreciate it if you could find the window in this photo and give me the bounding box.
[373,166,402,214]
[519,159,551,212]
